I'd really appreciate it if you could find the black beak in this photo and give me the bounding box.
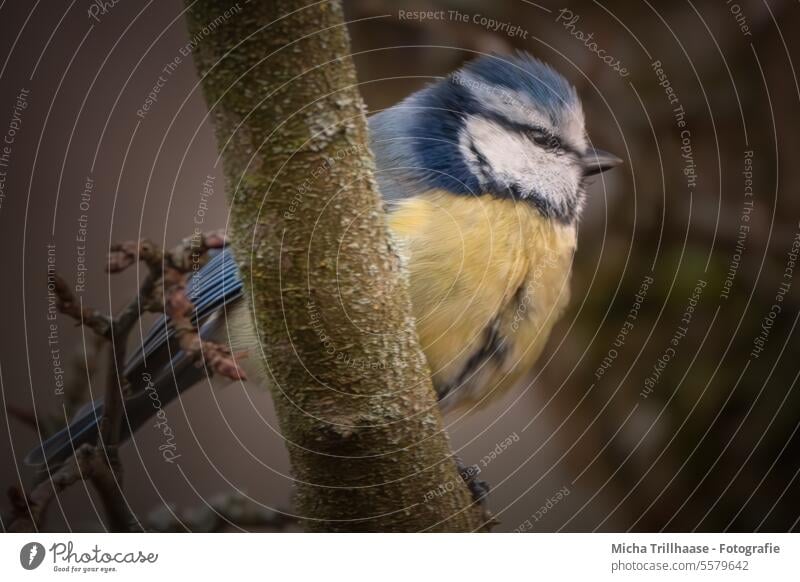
[582,148,623,176]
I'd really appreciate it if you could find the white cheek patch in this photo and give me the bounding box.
[561,107,588,152]
[453,70,588,154]
[459,116,581,213]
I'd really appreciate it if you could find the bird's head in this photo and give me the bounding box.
[370,52,621,223]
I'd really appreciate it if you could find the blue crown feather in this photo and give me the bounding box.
[368,52,583,219]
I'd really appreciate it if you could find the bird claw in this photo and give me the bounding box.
[455,456,490,504]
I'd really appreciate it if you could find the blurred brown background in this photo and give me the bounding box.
[1,0,799,532]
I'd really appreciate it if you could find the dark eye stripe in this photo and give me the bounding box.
[477,110,580,157]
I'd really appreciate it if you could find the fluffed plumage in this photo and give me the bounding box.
[27,52,620,466]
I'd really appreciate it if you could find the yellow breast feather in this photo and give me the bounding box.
[388,190,577,412]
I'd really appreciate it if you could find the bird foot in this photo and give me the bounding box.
[455,456,490,504]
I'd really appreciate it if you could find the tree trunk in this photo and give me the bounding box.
[184,0,487,531]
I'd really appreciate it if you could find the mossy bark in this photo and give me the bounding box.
[184,0,487,531]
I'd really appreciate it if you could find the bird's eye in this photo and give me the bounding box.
[529,128,551,146]
[528,128,563,153]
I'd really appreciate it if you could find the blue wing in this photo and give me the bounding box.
[123,248,245,380]
[25,249,246,466]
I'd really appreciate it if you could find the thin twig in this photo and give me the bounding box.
[146,492,297,532]
[53,275,112,339]
[5,405,37,430]
[8,444,140,532]
[166,283,247,380]
[10,231,236,532]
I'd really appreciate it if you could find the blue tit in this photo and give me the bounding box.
[27,52,621,466]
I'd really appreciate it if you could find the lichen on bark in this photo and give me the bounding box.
[184,0,488,531]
